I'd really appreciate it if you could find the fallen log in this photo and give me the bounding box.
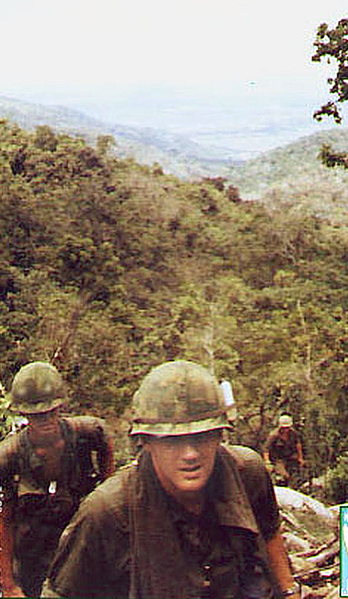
[305,540,339,566]
[297,537,338,559]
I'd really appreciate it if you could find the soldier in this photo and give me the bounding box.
[263,414,305,487]
[43,360,300,599]
[0,361,114,597]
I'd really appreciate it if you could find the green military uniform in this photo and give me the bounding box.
[264,426,301,485]
[44,444,280,598]
[44,360,297,598]
[0,415,112,597]
[264,427,300,462]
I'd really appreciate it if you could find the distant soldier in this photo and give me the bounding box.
[0,361,114,597]
[263,414,304,487]
[43,360,301,599]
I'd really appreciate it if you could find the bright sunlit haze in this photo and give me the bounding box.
[1,0,348,157]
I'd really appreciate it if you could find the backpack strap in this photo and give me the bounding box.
[59,418,100,497]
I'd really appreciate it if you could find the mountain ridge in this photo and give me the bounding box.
[227,128,348,200]
[2,93,348,205]
[0,94,237,179]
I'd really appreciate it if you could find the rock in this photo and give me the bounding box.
[275,485,340,597]
[275,486,336,524]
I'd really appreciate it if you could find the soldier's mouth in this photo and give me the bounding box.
[181,465,201,472]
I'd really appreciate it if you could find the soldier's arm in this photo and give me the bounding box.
[262,432,276,464]
[0,437,24,597]
[230,446,299,596]
[90,419,115,480]
[262,435,275,471]
[262,449,273,471]
[92,420,114,480]
[0,486,24,597]
[265,531,301,599]
[40,579,61,597]
[254,450,300,598]
[71,417,115,481]
[98,434,114,480]
[296,439,305,466]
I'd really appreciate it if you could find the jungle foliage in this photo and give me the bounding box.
[1,119,348,476]
[313,17,348,170]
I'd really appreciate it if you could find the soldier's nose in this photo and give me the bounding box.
[181,441,200,460]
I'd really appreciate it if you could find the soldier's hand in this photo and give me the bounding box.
[2,584,25,597]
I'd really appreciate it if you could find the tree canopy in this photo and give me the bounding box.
[313,18,348,124]
[313,17,348,168]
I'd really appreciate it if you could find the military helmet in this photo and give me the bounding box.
[9,361,67,414]
[130,360,230,436]
[278,414,293,428]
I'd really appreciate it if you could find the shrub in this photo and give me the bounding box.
[325,453,348,504]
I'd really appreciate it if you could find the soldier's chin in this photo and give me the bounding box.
[176,471,209,492]
[37,423,58,436]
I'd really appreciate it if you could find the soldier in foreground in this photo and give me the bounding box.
[0,361,114,597]
[43,360,300,599]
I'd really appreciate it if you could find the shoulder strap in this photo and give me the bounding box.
[59,418,99,496]
[58,418,78,488]
[16,428,32,474]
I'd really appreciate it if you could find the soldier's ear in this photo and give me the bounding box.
[143,435,155,452]
[137,434,152,451]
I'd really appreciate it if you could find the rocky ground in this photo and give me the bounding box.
[277,487,340,598]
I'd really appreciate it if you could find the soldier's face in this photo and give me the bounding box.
[279,426,290,438]
[27,408,60,436]
[145,430,221,502]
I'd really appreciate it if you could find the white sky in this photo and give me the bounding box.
[1,0,347,97]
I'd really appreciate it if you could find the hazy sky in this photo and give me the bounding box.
[2,0,347,98]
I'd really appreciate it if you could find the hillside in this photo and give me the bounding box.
[0,95,234,180]
[4,94,348,222]
[227,129,348,223]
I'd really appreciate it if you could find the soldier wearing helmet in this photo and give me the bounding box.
[0,361,114,598]
[263,414,305,487]
[43,360,300,599]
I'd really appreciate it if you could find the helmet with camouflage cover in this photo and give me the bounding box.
[130,360,231,436]
[8,361,67,414]
[278,414,293,428]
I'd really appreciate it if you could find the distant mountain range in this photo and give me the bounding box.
[0,95,236,180]
[2,94,348,209]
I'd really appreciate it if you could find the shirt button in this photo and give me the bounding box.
[202,564,211,587]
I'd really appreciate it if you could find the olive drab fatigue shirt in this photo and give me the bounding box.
[0,416,113,597]
[44,445,281,599]
[0,416,112,499]
[264,427,300,462]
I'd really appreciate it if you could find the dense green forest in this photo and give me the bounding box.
[1,118,348,486]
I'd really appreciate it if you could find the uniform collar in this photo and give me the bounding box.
[211,447,259,534]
